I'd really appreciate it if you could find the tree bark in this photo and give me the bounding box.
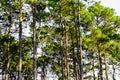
[32,5,37,80]
[60,39,64,80]
[112,64,116,80]
[18,3,23,80]
[104,54,109,80]
[41,67,46,80]
[98,50,103,80]
[66,30,70,80]
[72,2,78,80]
[59,6,64,79]
[5,12,11,80]
[73,41,78,80]
[72,35,77,80]
[2,69,4,80]
[64,28,69,80]
[92,56,96,80]
[78,0,83,80]
[70,25,77,80]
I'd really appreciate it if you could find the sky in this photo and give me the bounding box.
[99,0,120,15]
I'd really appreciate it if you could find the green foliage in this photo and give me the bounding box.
[1,0,120,79]
[27,0,38,4]
[37,55,50,66]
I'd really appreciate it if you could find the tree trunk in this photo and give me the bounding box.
[2,66,5,80]
[78,0,83,80]
[41,50,46,80]
[112,64,116,80]
[75,11,80,80]
[92,56,96,80]
[64,28,69,80]
[2,70,4,80]
[73,41,78,80]
[32,5,37,80]
[98,72,100,80]
[71,2,78,80]
[66,30,70,80]
[59,7,64,80]
[104,54,109,80]
[59,6,64,79]
[18,3,23,80]
[41,67,46,80]
[98,50,103,80]
[70,26,77,80]
[5,12,11,80]
[60,39,64,80]
[72,38,77,80]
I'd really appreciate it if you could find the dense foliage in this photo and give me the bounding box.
[0,0,120,80]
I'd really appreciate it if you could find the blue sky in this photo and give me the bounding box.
[100,0,120,15]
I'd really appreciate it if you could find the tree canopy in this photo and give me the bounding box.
[0,0,120,80]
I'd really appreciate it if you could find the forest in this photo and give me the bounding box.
[0,0,120,80]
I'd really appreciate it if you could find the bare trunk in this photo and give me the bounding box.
[78,0,83,80]
[41,67,46,80]
[72,37,77,80]
[2,66,5,80]
[92,56,95,80]
[59,6,64,79]
[98,50,103,80]
[32,5,37,80]
[79,30,83,80]
[70,26,77,80]
[5,11,12,80]
[98,72,100,80]
[104,54,109,80]
[33,22,37,80]
[2,70,4,80]
[60,39,64,80]
[5,27,10,80]
[60,32,64,80]
[66,31,70,80]
[72,2,78,80]
[41,50,46,80]
[112,64,116,80]
[75,14,80,80]
[18,4,23,80]
[64,28,69,80]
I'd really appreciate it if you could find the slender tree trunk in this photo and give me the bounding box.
[59,6,64,79]
[41,67,46,80]
[60,34,64,80]
[5,30,10,80]
[92,56,96,80]
[64,28,69,80]
[32,5,37,80]
[60,39,64,80]
[98,72,100,80]
[65,29,70,80]
[18,2,23,80]
[70,27,77,80]
[98,50,103,80]
[75,11,80,80]
[72,2,78,80]
[72,38,77,80]
[78,0,83,80]
[104,54,109,80]
[5,12,11,80]
[2,65,5,80]
[41,50,46,80]
[112,63,116,80]
[2,69,4,80]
